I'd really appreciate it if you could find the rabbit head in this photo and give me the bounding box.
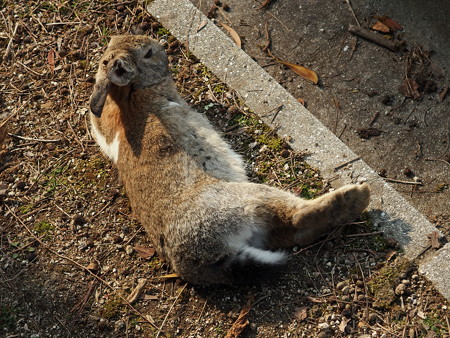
[90,35,170,117]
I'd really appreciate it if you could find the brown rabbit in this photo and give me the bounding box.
[89,35,370,284]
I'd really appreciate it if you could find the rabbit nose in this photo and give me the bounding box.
[113,59,127,76]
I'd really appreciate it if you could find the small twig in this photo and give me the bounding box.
[258,0,274,10]
[345,0,361,27]
[71,280,98,315]
[67,120,86,152]
[46,21,81,26]
[334,157,361,171]
[156,284,187,338]
[369,111,380,127]
[266,11,291,32]
[384,178,423,186]
[262,23,271,52]
[346,231,384,238]
[270,105,284,123]
[338,123,347,139]
[425,158,450,167]
[3,22,19,60]
[9,133,61,143]
[127,278,147,304]
[348,25,401,52]
[16,60,44,76]
[332,96,341,134]
[10,238,41,253]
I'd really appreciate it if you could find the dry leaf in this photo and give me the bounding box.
[339,317,350,333]
[160,273,180,279]
[297,98,305,105]
[356,127,382,139]
[385,250,397,261]
[86,261,99,271]
[142,294,158,301]
[400,78,421,99]
[306,296,326,303]
[133,245,156,259]
[294,306,308,321]
[48,49,55,74]
[221,23,242,48]
[0,120,8,149]
[379,17,403,32]
[277,60,318,84]
[428,231,441,249]
[439,85,449,102]
[372,21,390,33]
[0,112,17,149]
[225,300,252,338]
[197,20,208,33]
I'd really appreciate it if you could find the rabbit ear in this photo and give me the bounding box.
[90,76,110,117]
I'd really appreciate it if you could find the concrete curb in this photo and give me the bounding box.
[147,0,448,299]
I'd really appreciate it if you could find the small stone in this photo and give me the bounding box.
[140,22,150,31]
[72,214,85,226]
[112,235,122,244]
[403,168,413,177]
[341,286,350,294]
[0,187,7,197]
[98,318,108,330]
[125,245,133,255]
[395,283,407,295]
[368,312,378,324]
[357,294,366,301]
[341,308,351,318]
[280,149,290,158]
[318,322,330,330]
[381,95,393,105]
[26,252,37,262]
[114,320,125,331]
[336,281,347,290]
[15,181,27,191]
[227,105,240,115]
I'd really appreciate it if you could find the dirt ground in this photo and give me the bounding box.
[0,1,449,337]
[190,0,450,219]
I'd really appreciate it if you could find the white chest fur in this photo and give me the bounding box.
[91,123,120,164]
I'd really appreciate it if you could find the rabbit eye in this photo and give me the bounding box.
[144,48,153,59]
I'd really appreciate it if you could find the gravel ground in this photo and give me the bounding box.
[0,1,449,337]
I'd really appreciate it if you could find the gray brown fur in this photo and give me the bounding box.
[89,35,370,285]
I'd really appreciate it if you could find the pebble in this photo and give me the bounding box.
[395,283,407,295]
[336,281,346,290]
[125,245,133,255]
[114,320,125,331]
[368,313,378,324]
[98,318,108,330]
[318,322,330,330]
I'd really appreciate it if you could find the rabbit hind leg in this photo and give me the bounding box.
[255,184,370,248]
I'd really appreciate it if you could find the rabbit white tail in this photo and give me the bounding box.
[236,245,287,265]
